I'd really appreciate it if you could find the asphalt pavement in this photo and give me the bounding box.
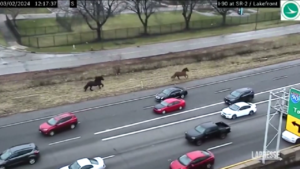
[1,60,300,168]
[1,24,300,76]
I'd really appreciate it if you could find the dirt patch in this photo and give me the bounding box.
[0,34,300,116]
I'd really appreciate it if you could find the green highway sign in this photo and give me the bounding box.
[288,88,300,118]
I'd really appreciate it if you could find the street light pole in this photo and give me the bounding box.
[255,8,259,30]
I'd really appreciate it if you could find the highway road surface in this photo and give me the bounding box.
[0,24,300,75]
[1,60,300,168]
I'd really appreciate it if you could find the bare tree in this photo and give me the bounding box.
[126,0,161,35]
[73,0,125,40]
[6,9,20,27]
[177,0,202,30]
[208,0,231,25]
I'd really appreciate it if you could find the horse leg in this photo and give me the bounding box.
[98,85,101,89]
[90,86,93,91]
[177,76,180,80]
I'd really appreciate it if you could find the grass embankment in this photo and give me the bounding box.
[0,34,300,116]
[14,9,294,53]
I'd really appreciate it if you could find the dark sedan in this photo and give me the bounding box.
[224,88,254,105]
[155,87,188,101]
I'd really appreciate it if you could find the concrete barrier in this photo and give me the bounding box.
[221,145,300,169]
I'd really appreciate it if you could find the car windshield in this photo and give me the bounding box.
[0,149,12,160]
[195,125,205,133]
[201,150,210,156]
[178,154,192,166]
[69,161,81,169]
[230,90,241,97]
[160,101,169,107]
[88,158,99,165]
[229,104,240,111]
[162,89,172,95]
[47,118,57,126]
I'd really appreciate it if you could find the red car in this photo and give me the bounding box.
[170,150,215,169]
[39,112,78,136]
[153,98,185,114]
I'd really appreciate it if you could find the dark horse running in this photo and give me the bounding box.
[171,68,189,80]
[84,76,104,92]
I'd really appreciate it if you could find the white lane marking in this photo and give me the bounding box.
[101,99,277,141]
[207,142,233,151]
[143,106,154,109]
[0,69,299,129]
[95,101,223,135]
[73,95,152,113]
[215,88,231,94]
[94,87,283,136]
[103,155,115,159]
[273,75,288,81]
[48,137,81,146]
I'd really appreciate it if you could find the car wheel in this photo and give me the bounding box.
[49,131,55,136]
[196,140,202,146]
[162,110,166,114]
[180,94,185,99]
[249,96,254,102]
[220,133,227,139]
[249,111,254,116]
[179,106,183,110]
[296,138,300,144]
[29,158,36,165]
[70,124,76,129]
[0,166,6,169]
[206,163,213,169]
[232,115,237,120]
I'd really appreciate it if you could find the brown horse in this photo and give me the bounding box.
[84,76,104,92]
[171,68,189,80]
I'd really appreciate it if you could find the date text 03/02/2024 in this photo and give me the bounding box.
[0,0,58,8]
[217,0,280,8]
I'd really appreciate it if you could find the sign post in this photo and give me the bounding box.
[286,88,300,136]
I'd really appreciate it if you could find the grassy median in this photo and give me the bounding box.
[0,34,300,116]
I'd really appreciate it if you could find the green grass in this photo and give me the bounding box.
[5,8,51,14]
[27,20,298,53]
[249,8,280,13]
[16,18,68,35]
[0,32,7,46]
[17,10,281,48]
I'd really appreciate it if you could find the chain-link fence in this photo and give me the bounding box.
[7,11,280,48]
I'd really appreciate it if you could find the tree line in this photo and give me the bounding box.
[6,0,232,40]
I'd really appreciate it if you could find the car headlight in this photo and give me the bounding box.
[191,137,196,139]
[43,129,48,131]
[161,97,164,99]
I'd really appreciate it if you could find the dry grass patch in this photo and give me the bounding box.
[1,44,300,115]
[1,34,300,115]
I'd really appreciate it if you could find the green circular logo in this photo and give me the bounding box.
[282,0,300,20]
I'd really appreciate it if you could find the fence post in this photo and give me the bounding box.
[80,32,82,42]
[159,25,161,34]
[37,37,39,48]
[53,35,55,46]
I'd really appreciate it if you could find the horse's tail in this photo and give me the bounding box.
[84,83,89,91]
